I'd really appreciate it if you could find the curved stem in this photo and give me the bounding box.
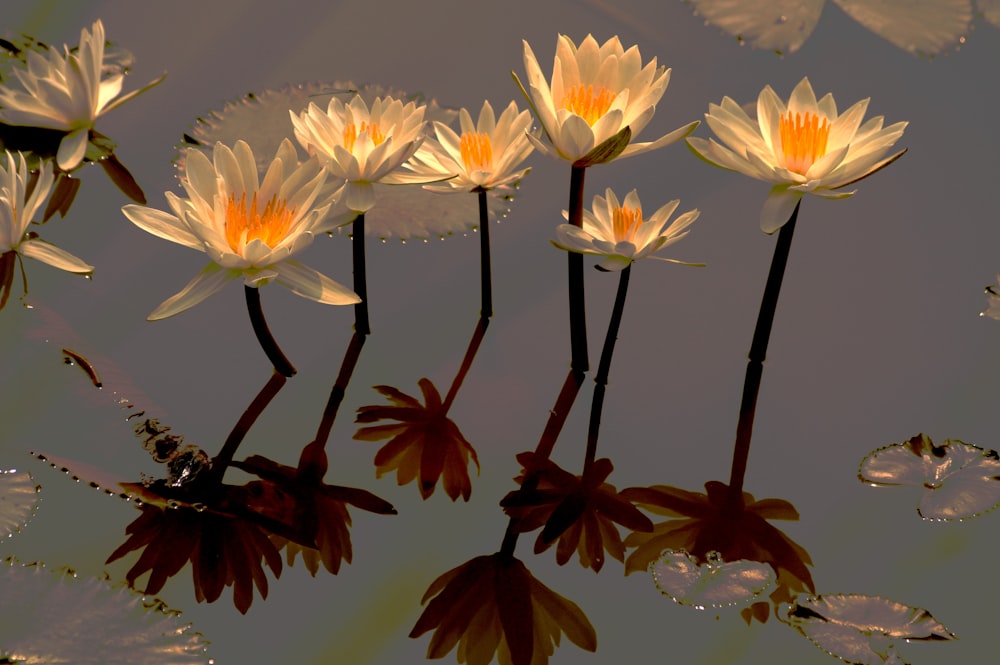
[727,202,800,506]
[567,165,589,374]
[477,190,493,319]
[314,332,367,448]
[442,316,490,413]
[582,265,631,479]
[209,371,287,483]
[353,213,371,336]
[245,285,296,377]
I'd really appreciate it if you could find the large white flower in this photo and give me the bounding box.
[405,100,535,192]
[122,139,358,320]
[0,152,93,309]
[552,188,701,271]
[515,34,698,166]
[0,20,164,171]
[687,77,907,233]
[290,94,430,213]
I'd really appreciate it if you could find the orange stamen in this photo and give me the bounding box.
[561,84,616,126]
[344,121,386,153]
[224,192,296,253]
[779,110,830,175]
[459,132,493,172]
[612,205,642,243]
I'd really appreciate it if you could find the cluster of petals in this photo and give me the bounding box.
[552,187,701,271]
[122,139,358,320]
[0,20,164,170]
[687,77,907,233]
[517,34,698,165]
[290,94,431,213]
[0,152,92,309]
[410,552,597,665]
[406,99,536,192]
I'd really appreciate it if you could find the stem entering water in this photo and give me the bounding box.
[567,166,589,375]
[477,190,493,319]
[353,213,370,336]
[245,285,296,377]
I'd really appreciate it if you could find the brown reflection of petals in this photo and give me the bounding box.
[501,452,653,572]
[354,379,480,501]
[410,552,597,665]
[622,480,814,624]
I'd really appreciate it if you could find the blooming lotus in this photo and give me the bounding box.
[0,20,164,170]
[0,152,93,310]
[406,100,535,192]
[551,188,701,271]
[122,139,358,320]
[290,94,431,213]
[515,34,698,166]
[687,77,907,233]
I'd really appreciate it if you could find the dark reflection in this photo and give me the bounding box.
[621,481,815,624]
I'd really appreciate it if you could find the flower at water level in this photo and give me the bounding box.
[687,77,907,233]
[406,100,535,192]
[551,188,701,271]
[0,152,93,310]
[515,34,698,166]
[290,94,430,213]
[0,20,164,170]
[122,139,358,320]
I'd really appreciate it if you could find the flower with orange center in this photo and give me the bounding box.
[552,188,702,272]
[404,100,535,193]
[515,34,698,165]
[687,77,907,233]
[122,139,358,320]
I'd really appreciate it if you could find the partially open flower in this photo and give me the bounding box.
[0,20,164,170]
[500,452,652,572]
[551,187,701,272]
[410,552,597,665]
[687,77,907,233]
[515,34,697,166]
[354,379,480,501]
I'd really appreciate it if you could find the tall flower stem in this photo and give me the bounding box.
[208,370,287,483]
[353,213,370,336]
[582,264,631,480]
[726,202,801,507]
[245,285,296,377]
[477,190,493,319]
[314,332,367,448]
[442,316,490,413]
[567,166,589,375]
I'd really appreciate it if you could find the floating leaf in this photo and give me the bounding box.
[650,549,775,610]
[687,0,824,54]
[859,433,1000,520]
[0,469,40,540]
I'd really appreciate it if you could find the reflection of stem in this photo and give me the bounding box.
[353,213,371,336]
[567,166,589,374]
[727,203,800,506]
[442,316,490,413]
[477,190,493,319]
[314,332,367,448]
[582,265,631,480]
[245,285,296,377]
[210,371,287,483]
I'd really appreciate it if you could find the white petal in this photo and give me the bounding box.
[57,129,89,170]
[147,263,234,320]
[19,238,93,274]
[274,259,360,305]
[760,187,802,234]
[122,205,203,250]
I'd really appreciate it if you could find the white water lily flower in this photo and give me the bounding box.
[0,20,165,171]
[122,139,358,320]
[405,100,535,192]
[687,77,907,233]
[290,94,431,213]
[515,34,698,166]
[552,188,701,271]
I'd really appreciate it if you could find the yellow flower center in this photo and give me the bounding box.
[459,132,493,172]
[612,205,642,243]
[343,121,386,153]
[779,110,830,175]
[561,84,616,126]
[224,192,296,253]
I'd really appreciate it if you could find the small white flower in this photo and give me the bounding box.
[552,188,701,271]
[687,77,907,233]
[0,20,165,170]
[515,34,698,166]
[122,139,358,320]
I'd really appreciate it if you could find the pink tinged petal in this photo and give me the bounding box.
[148,263,234,320]
[122,204,203,250]
[827,98,871,151]
[787,78,820,118]
[274,259,360,305]
[19,238,93,273]
[756,86,786,157]
[760,187,803,234]
[616,120,700,160]
[57,129,89,170]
